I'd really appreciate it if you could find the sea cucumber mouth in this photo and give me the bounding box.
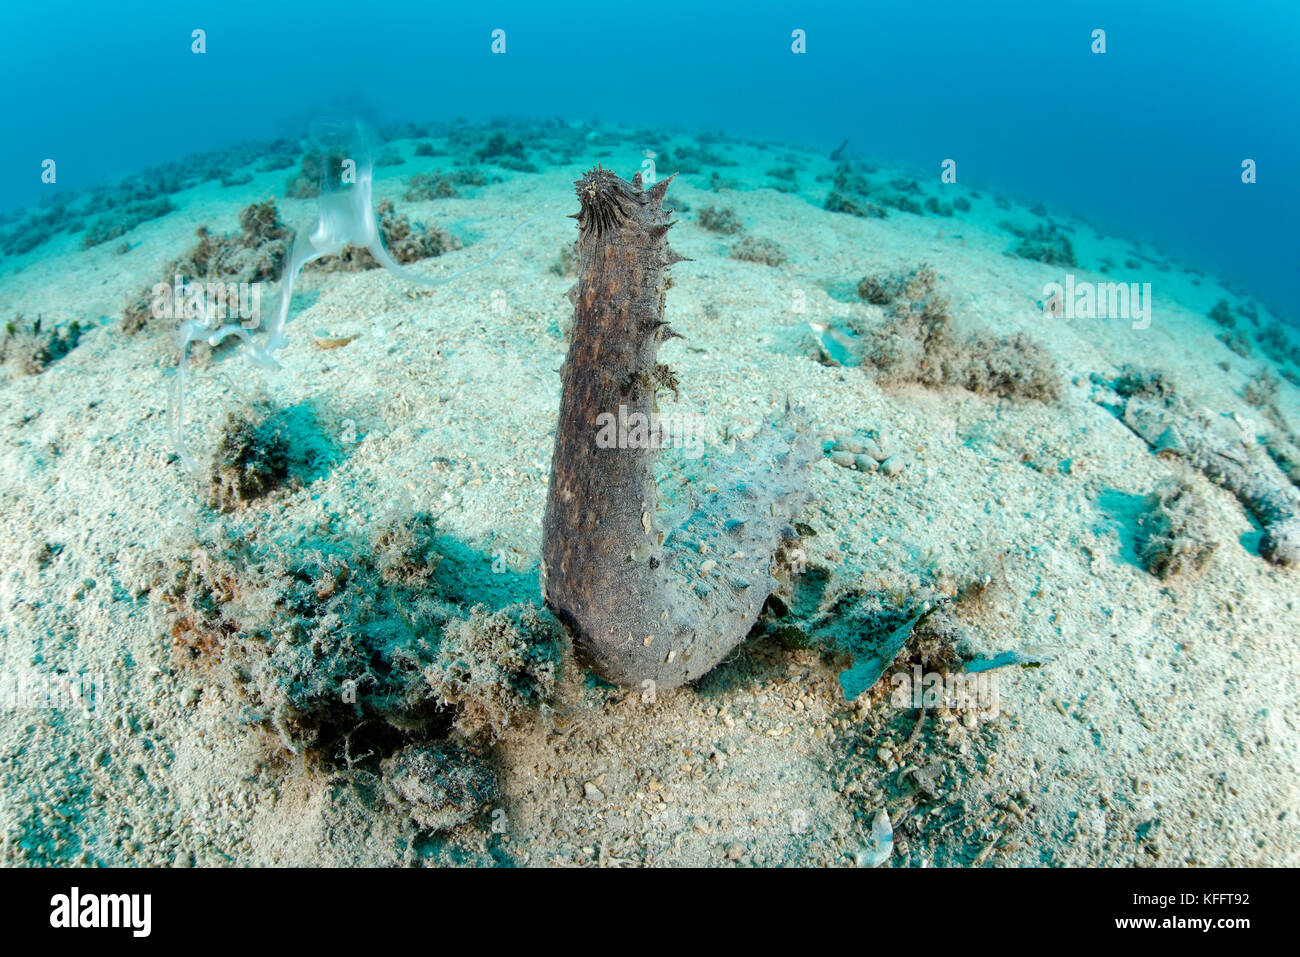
[575,165,638,235]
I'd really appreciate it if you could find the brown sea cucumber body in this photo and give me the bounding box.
[541,168,816,690]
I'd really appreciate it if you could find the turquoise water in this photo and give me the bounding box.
[0,0,1296,313]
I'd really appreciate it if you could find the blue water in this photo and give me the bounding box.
[1,0,1296,313]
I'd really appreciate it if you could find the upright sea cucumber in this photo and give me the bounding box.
[541,167,817,690]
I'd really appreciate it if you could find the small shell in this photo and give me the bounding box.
[313,331,358,350]
[880,454,906,477]
[859,808,894,867]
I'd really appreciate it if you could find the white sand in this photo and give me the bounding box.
[0,127,1296,866]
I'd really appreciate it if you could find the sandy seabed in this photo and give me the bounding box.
[0,121,1297,867]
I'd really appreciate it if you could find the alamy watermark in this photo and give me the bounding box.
[50,887,151,937]
[595,404,707,459]
[151,275,264,326]
[889,665,999,718]
[1,668,110,719]
[1042,273,1151,330]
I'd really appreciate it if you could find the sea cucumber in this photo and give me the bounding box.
[540,167,817,690]
[1097,373,1300,565]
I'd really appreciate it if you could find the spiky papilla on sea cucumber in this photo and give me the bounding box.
[540,167,817,691]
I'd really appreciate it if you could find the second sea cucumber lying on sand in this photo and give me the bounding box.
[1095,369,1300,566]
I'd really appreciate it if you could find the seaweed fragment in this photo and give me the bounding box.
[424,603,564,741]
[306,200,461,273]
[857,265,1060,401]
[1137,475,1219,579]
[697,205,743,234]
[122,199,291,334]
[82,196,175,248]
[380,743,497,832]
[1208,299,1236,328]
[1,315,83,375]
[729,235,787,266]
[207,403,290,512]
[1010,223,1076,267]
[157,516,561,753]
[824,162,892,218]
